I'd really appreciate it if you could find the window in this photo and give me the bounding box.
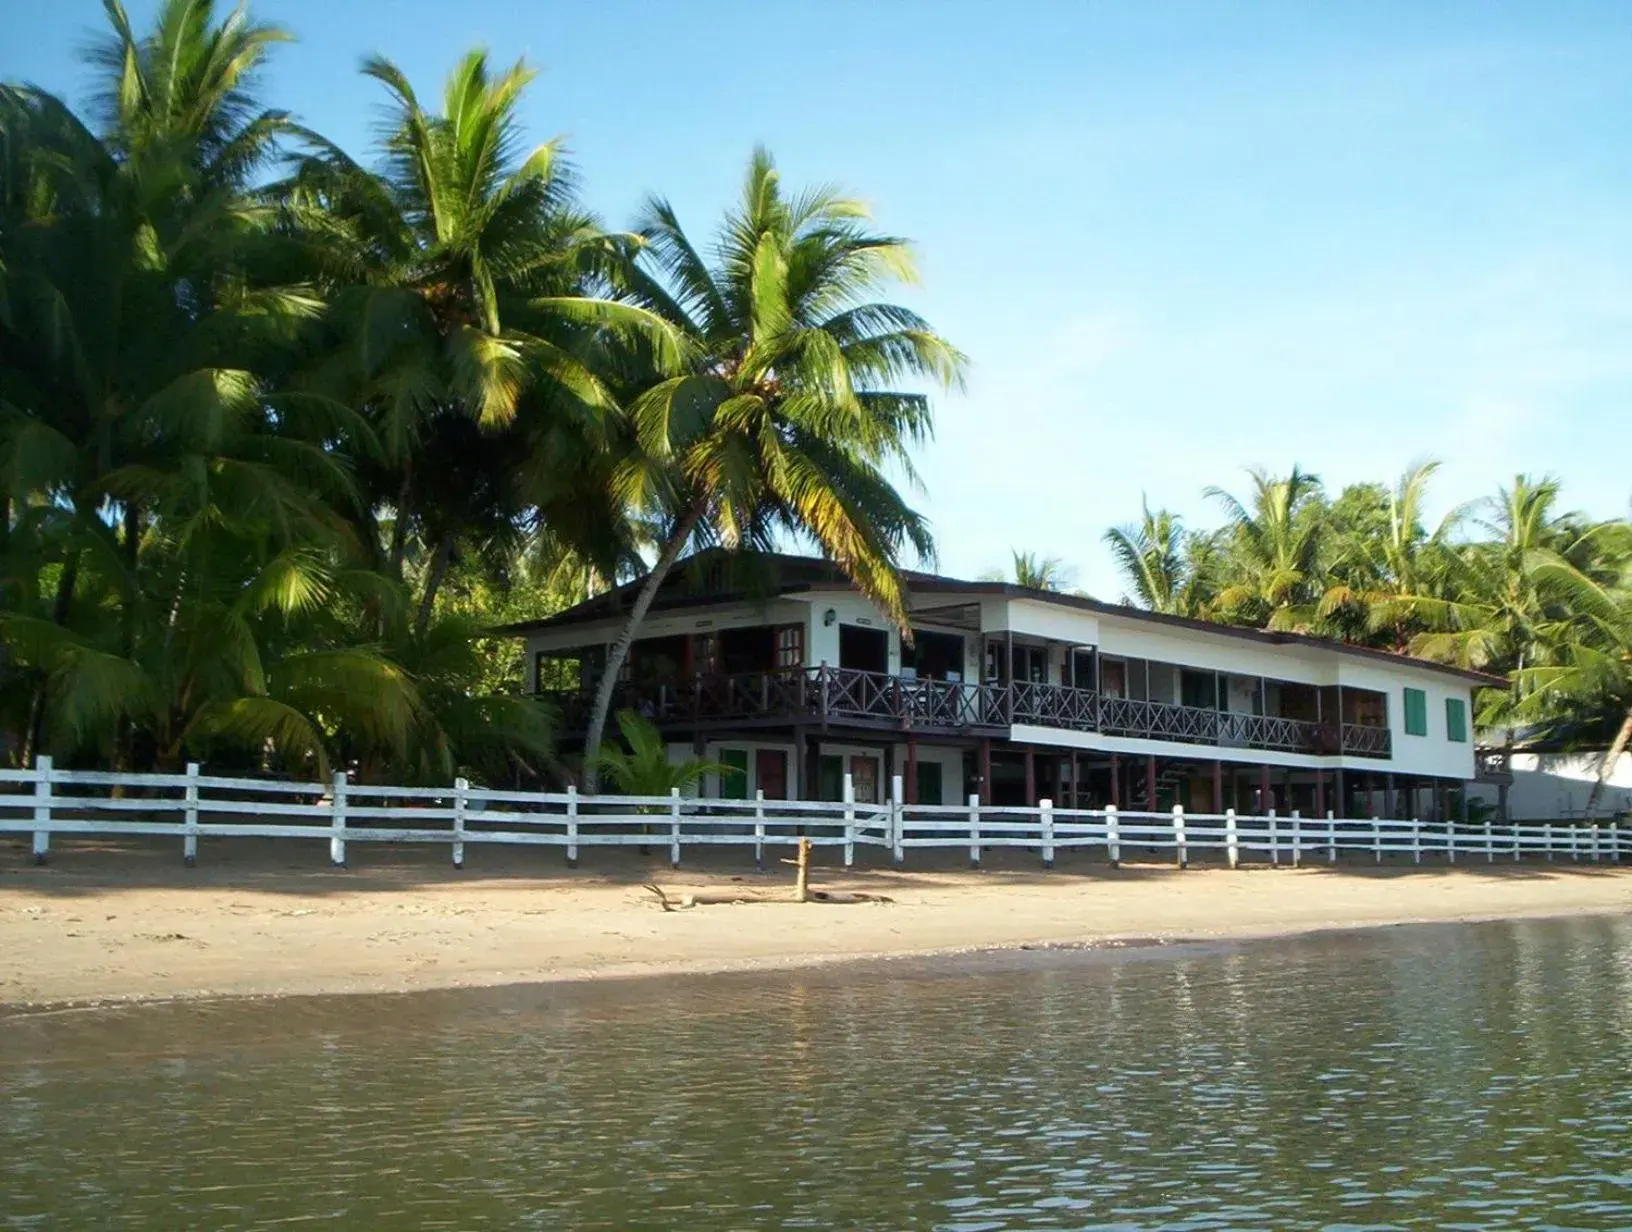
[774,624,804,669]
[1445,697,1468,743]
[1403,687,1428,737]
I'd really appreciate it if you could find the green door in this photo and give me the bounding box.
[719,748,748,800]
[917,761,944,806]
[818,755,844,801]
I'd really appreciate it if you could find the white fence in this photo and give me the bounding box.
[0,757,1625,871]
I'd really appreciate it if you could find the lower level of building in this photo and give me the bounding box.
[637,725,1476,821]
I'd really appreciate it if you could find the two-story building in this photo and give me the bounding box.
[506,552,1502,820]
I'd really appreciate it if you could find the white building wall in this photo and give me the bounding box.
[789,593,899,671]
[1467,751,1632,820]
[1333,660,1478,781]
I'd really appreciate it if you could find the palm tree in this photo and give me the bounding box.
[595,710,734,796]
[1206,466,1325,630]
[577,149,966,788]
[1319,460,1462,650]
[1511,550,1632,819]
[277,50,680,628]
[1103,501,1190,614]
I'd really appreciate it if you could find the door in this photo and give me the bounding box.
[839,625,889,674]
[917,760,944,806]
[849,755,879,804]
[718,748,749,800]
[755,749,788,800]
[818,755,844,801]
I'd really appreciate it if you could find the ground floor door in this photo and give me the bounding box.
[755,749,788,800]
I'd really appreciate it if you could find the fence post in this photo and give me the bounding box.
[1291,809,1302,868]
[1225,808,1239,869]
[968,793,981,868]
[1371,815,1381,866]
[1173,803,1187,869]
[1544,821,1554,863]
[1411,817,1422,866]
[890,774,905,866]
[563,784,579,868]
[1040,798,1055,869]
[1326,810,1337,865]
[1268,809,1278,865]
[1512,822,1521,863]
[183,761,201,867]
[1590,823,1600,864]
[1106,804,1121,868]
[1447,817,1456,865]
[669,788,682,869]
[330,771,348,867]
[1571,824,1581,862]
[1484,815,1494,863]
[754,789,766,872]
[1612,821,1622,864]
[452,777,468,868]
[843,774,856,869]
[30,755,53,866]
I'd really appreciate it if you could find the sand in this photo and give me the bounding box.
[2,837,1629,1008]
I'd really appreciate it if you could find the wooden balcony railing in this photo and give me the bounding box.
[542,667,1395,759]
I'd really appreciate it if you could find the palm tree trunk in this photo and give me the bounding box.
[21,550,83,767]
[415,536,455,635]
[580,504,705,794]
[1583,706,1632,822]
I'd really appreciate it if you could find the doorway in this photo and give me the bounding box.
[839,625,889,674]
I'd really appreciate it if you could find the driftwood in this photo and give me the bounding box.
[641,882,893,912]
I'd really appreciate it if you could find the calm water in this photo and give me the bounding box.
[4,918,1632,1230]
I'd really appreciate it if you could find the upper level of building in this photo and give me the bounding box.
[504,552,1500,778]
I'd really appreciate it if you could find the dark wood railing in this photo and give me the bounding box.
[542,667,1394,758]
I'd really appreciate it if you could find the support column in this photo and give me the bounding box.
[979,738,992,806]
[906,734,919,807]
[1212,760,1224,815]
[1110,753,1121,808]
[1334,768,1346,818]
[1283,767,1294,815]
[1145,755,1157,812]
[1071,752,1081,809]
[1314,769,1325,818]
[1435,779,1447,825]
[793,727,806,802]
[1384,773,1396,820]
[1259,764,1271,812]
[1365,772,1375,817]
[1024,747,1037,806]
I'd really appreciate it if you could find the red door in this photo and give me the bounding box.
[756,749,789,800]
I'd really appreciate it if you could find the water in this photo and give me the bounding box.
[3,918,1631,1230]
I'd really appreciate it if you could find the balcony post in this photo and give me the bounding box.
[906,734,918,807]
[1025,748,1036,807]
[1145,755,1157,812]
[1109,754,1121,808]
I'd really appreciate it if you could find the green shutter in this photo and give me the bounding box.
[719,748,748,799]
[1404,688,1428,737]
[917,761,944,807]
[1445,697,1468,743]
[818,755,844,801]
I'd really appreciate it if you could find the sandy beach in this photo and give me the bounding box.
[2,837,1629,1008]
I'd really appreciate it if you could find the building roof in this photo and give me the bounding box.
[496,550,1506,687]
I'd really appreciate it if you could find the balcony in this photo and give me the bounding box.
[544,667,1395,759]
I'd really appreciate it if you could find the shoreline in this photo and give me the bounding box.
[3,838,1629,1011]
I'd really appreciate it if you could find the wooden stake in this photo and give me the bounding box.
[795,836,811,903]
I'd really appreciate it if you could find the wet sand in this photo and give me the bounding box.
[2,836,1629,1007]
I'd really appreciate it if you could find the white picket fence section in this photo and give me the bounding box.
[0,758,1624,871]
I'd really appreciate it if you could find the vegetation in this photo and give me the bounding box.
[0,0,952,785]
[594,710,735,797]
[1101,467,1632,815]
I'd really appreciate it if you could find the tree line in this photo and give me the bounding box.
[0,0,962,784]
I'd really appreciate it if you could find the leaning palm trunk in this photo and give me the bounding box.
[580,505,706,793]
[1584,707,1632,822]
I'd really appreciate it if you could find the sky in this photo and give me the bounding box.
[6,0,1632,598]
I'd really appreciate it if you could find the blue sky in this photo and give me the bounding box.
[6,1,1631,597]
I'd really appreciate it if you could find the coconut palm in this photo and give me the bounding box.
[1318,460,1462,650]
[577,148,966,788]
[1103,501,1191,614]
[1510,549,1632,819]
[276,50,680,624]
[982,550,1072,592]
[1205,466,1326,630]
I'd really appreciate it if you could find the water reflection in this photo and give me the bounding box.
[3,917,1631,1229]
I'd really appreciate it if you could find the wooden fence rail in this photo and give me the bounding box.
[0,758,1623,872]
